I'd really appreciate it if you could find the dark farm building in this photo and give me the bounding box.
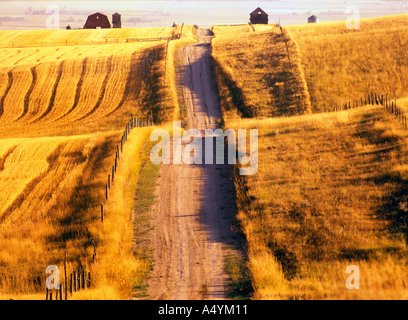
[112,12,122,28]
[308,15,319,23]
[84,12,112,29]
[250,7,268,25]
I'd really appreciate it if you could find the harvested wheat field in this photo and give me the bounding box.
[0,42,167,138]
[0,25,197,299]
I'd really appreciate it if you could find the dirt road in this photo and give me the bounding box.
[145,29,244,300]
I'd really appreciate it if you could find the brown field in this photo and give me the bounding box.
[0,26,196,299]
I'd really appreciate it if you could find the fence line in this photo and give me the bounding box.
[46,269,92,300]
[45,115,153,300]
[326,92,406,130]
[2,30,184,49]
[100,115,154,224]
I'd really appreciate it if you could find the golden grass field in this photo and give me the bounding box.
[231,107,408,299]
[287,14,408,112]
[213,15,408,299]
[212,24,311,118]
[3,12,408,300]
[0,25,196,299]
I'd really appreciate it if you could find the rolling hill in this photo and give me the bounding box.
[213,15,408,299]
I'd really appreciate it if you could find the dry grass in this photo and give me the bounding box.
[211,24,311,118]
[231,105,408,299]
[0,132,117,295]
[287,14,408,112]
[0,26,189,299]
[211,15,408,300]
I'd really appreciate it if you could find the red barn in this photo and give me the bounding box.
[84,12,111,29]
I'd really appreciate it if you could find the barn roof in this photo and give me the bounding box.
[89,12,108,17]
[308,15,318,19]
[250,7,268,16]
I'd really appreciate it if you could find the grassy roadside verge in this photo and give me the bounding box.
[70,127,157,300]
[131,140,161,298]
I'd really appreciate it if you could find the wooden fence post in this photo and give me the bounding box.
[60,284,63,300]
[77,271,81,291]
[83,272,87,290]
[88,272,91,288]
[46,288,49,300]
[101,204,104,223]
[112,166,115,183]
[82,271,85,289]
[92,239,97,264]
[64,250,68,300]
[73,271,77,292]
[70,273,73,295]
[108,175,111,189]
[106,184,109,200]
